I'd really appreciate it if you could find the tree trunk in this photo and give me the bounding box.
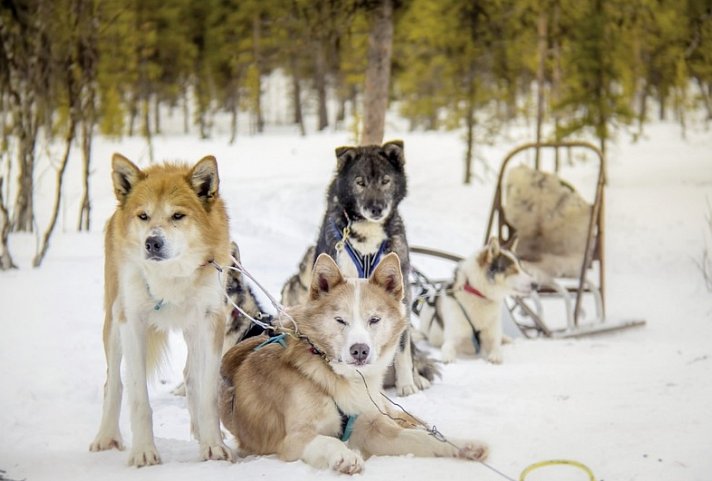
[361,0,394,145]
[314,39,329,131]
[183,87,190,134]
[696,76,712,121]
[0,178,17,270]
[551,1,562,170]
[464,64,477,185]
[229,91,239,145]
[128,91,138,136]
[12,106,38,232]
[143,97,154,162]
[291,66,306,136]
[535,8,548,169]
[252,13,264,133]
[77,120,93,231]
[154,94,161,134]
[33,116,76,267]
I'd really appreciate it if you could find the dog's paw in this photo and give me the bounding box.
[127,444,161,467]
[414,373,431,391]
[89,434,125,452]
[486,351,503,364]
[330,448,364,475]
[440,351,457,364]
[201,442,234,462]
[456,440,489,461]
[396,383,419,397]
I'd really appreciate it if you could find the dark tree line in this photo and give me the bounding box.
[1,0,711,268]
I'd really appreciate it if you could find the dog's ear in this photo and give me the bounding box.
[190,156,219,202]
[111,153,144,203]
[310,254,345,300]
[335,146,357,171]
[382,140,405,168]
[369,252,404,301]
[486,236,501,258]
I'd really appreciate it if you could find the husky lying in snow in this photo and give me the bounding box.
[220,253,488,474]
[281,141,438,396]
[417,237,533,364]
[90,154,232,466]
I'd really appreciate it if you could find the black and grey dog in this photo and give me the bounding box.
[281,140,438,396]
[223,242,273,352]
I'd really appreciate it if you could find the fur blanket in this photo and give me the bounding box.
[503,165,593,281]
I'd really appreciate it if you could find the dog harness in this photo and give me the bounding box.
[252,333,358,442]
[331,221,388,279]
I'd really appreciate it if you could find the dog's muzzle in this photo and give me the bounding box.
[144,235,167,261]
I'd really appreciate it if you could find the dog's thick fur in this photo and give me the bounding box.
[220,254,488,474]
[282,141,436,396]
[504,165,592,282]
[90,154,233,466]
[223,241,272,351]
[418,237,533,364]
[279,244,315,307]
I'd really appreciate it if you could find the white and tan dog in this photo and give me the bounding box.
[418,237,533,364]
[219,253,488,474]
[90,154,233,466]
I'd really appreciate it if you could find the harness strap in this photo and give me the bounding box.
[463,280,489,300]
[452,298,482,354]
[331,221,388,279]
[336,405,358,442]
[253,333,288,350]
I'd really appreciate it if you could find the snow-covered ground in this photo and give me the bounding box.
[1,120,711,481]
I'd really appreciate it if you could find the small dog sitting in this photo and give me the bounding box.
[219,253,488,474]
[416,237,533,364]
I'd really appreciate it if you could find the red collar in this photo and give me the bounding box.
[463,281,488,300]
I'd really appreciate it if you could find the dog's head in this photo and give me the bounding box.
[478,236,534,297]
[299,252,407,377]
[111,153,226,269]
[333,140,407,223]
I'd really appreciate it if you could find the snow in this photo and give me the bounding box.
[1,120,712,481]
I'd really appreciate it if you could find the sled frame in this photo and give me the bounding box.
[484,141,645,338]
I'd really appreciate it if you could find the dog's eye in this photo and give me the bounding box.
[381,177,390,186]
[355,177,365,187]
[335,316,347,325]
[368,316,381,325]
[172,212,185,221]
[137,212,149,221]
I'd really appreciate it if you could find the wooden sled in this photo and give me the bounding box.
[410,141,644,339]
[483,141,645,338]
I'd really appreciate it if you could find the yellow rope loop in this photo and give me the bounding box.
[519,459,595,481]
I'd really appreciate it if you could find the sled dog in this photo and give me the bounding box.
[281,141,437,396]
[417,237,533,364]
[90,154,233,466]
[220,253,488,474]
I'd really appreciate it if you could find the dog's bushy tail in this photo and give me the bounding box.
[146,327,169,379]
[412,340,441,382]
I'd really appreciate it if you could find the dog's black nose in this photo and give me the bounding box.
[369,205,383,218]
[350,343,370,363]
[145,236,164,256]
